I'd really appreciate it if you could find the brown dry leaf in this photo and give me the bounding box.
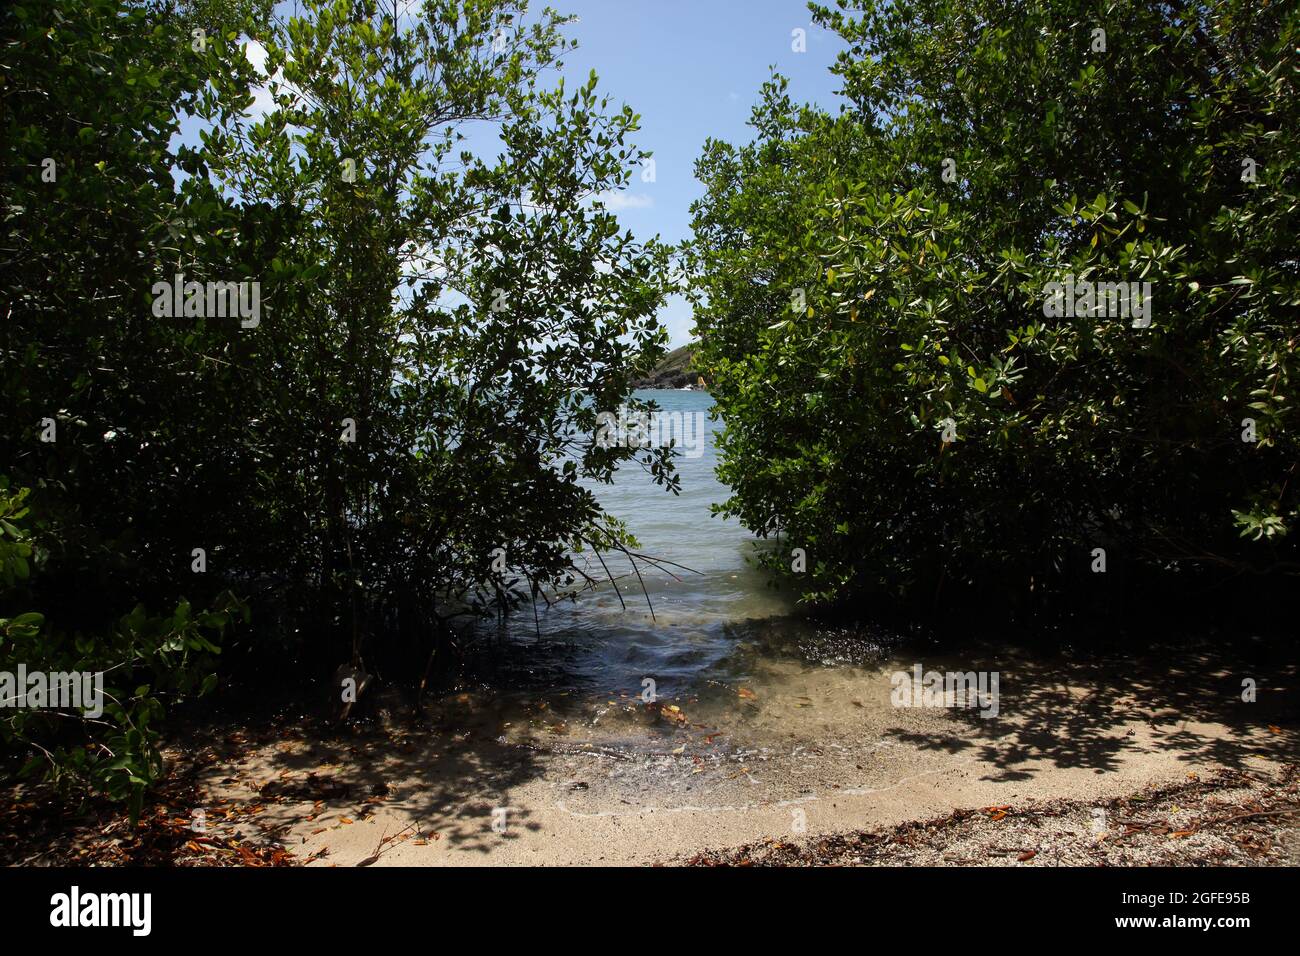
[1017,850,1037,862]
[1171,829,1196,839]
[737,687,757,700]
[339,817,354,825]
[311,828,327,835]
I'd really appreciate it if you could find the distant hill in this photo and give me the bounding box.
[630,343,704,389]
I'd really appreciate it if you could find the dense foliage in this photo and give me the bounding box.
[2,0,672,806]
[688,0,1299,614]
[1,480,241,818]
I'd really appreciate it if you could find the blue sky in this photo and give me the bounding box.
[552,1,847,344]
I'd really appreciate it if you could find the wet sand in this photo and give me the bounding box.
[189,639,1298,865]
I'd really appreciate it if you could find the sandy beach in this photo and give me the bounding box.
[171,640,1296,866]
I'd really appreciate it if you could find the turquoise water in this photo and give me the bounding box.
[485,390,797,698]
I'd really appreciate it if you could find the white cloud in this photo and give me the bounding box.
[244,38,269,72]
[593,190,654,211]
[243,40,306,118]
[657,295,695,348]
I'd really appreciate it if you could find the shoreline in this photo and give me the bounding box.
[6,638,1293,867]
